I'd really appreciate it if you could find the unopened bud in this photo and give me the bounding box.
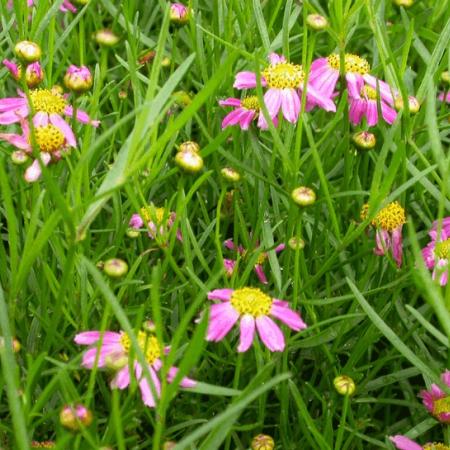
[251,434,274,450]
[333,375,356,396]
[441,71,450,84]
[64,65,93,93]
[352,131,376,150]
[221,167,240,182]
[74,0,89,4]
[163,441,177,450]
[11,150,29,165]
[3,60,44,87]
[161,57,171,68]
[59,404,93,431]
[0,336,21,352]
[394,95,420,114]
[94,29,119,47]
[105,353,128,370]
[288,236,305,251]
[143,320,156,332]
[103,258,128,278]
[291,186,316,206]
[14,41,41,63]
[393,0,413,6]
[170,3,191,25]
[179,141,200,153]
[172,90,192,107]
[175,151,204,173]
[126,228,140,238]
[306,14,328,30]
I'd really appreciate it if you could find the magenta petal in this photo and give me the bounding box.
[74,331,121,345]
[221,108,245,129]
[348,98,364,125]
[264,89,282,119]
[224,239,236,250]
[237,315,255,352]
[65,105,100,126]
[280,89,300,123]
[135,363,161,407]
[24,153,51,183]
[33,112,49,127]
[304,84,336,112]
[233,71,258,89]
[275,244,285,253]
[364,74,397,104]
[239,110,255,130]
[219,98,242,107]
[49,113,77,147]
[0,132,30,150]
[381,102,397,124]
[268,53,286,65]
[346,73,363,98]
[270,303,307,331]
[366,101,379,127]
[129,213,144,229]
[207,303,239,342]
[374,229,390,256]
[255,315,285,352]
[254,264,268,284]
[167,367,197,388]
[207,289,233,302]
[389,435,423,450]
[223,258,236,277]
[111,365,131,389]
[391,226,403,267]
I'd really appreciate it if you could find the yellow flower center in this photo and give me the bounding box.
[230,287,273,317]
[255,252,267,265]
[435,239,450,260]
[140,206,166,225]
[29,89,67,114]
[361,202,406,231]
[241,96,260,111]
[327,53,371,75]
[120,330,161,365]
[361,85,377,100]
[34,125,65,153]
[433,396,450,416]
[262,62,304,89]
[424,444,450,450]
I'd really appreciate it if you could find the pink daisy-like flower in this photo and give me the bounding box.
[223,239,285,284]
[348,77,397,126]
[74,328,196,408]
[206,287,307,352]
[129,205,182,242]
[421,217,450,286]
[0,87,99,132]
[390,435,450,450]
[233,53,335,126]
[11,0,78,12]
[438,92,450,103]
[361,201,406,267]
[420,369,450,423]
[219,96,276,130]
[0,118,74,182]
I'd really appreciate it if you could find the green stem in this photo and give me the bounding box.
[335,393,350,450]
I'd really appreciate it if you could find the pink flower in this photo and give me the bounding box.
[389,436,424,450]
[420,369,450,423]
[13,0,77,12]
[64,65,93,93]
[223,239,285,284]
[129,205,182,242]
[74,328,196,408]
[348,77,397,126]
[233,53,335,126]
[421,217,450,286]
[206,287,307,352]
[3,59,44,87]
[0,118,74,182]
[0,87,100,130]
[169,3,190,24]
[219,96,276,130]
[361,202,406,267]
[438,92,450,103]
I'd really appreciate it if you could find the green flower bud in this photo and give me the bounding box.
[251,434,275,450]
[352,131,376,150]
[221,167,241,182]
[306,14,328,30]
[333,375,356,396]
[14,41,42,63]
[103,258,128,278]
[291,186,316,206]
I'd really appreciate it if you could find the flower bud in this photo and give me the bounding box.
[26,62,44,87]
[126,228,140,238]
[103,258,128,278]
[333,375,356,396]
[179,140,200,153]
[105,353,128,370]
[161,57,171,68]
[64,65,93,93]
[59,404,93,431]
[11,150,29,165]
[51,85,64,96]
[291,186,316,206]
[352,131,376,150]
[0,336,21,353]
[393,0,413,6]
[94,29,119,47]
[288,236,305,251]
[175,151,204,173]
[172,90,192,107]
[441,71,450,84]
[221,167,240,183]
[251,434,275,450]
[306,14,328,30]
[170,3,191,25]
[118,90,128,100]
[14,41,41,63]
[394,95,420,114]
[163,442,177,450]
[143,320,156,332]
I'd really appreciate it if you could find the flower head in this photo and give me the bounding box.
[206,287,306,352]
[219,96,271,130]
[64,65,93,93]
[361,201,406,267]
[74,328,196,407]
[3,59,44,87]
[170,3,191,24]
[420,370,450,423]
[421,217,450,285]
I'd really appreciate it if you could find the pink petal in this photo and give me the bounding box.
[374,229,390,256]
[304,84,336,112]
[239,110,255,130]
[275,244,285,253]
[207,289,233,302]
[0,132,30,150]
[219,98,242,107]
[346,73,364,98]
[348,98,365,125]
[391,226,403,267]
[381,101,397,124]
[233,71,258,89]
[74,331,121,345]
[167,367,197,388]
[206,302,240,342]
[129,213,144,229]
[255,315,285,352]
[443,371,450,387]
[0,97,27,112]
[223,258,236,277]
[280,89,300,123]
[80,344,123,368]
[254,264,268,284]
[263,89,282,119]
[111,365,131,389]
[221,108,246,129]
[268,53,286,65]
[49,113,77,147]
[366,101,379,127]
[389,435,423,450]
[309,67,340,99]
[237,314,255,352]
[363,74,397,104]
[33,112,49,127]
[64,105,100,127]
[135,363,161,407]
[270,303,307,331]
[24,153,51,183]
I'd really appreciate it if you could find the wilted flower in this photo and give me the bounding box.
[361,201,406,267]
[421,217,450,286]
[291,186,316,206]
[3,60,44,87]
[14,41,41,63]
[251,434,275,450]
[103,258,128,278]
[420,369,450,423]
[334,375,356,396]
[352,131,376,149]
[74,327,196,407]
[223,239,285,284]
[59,404,93,431]
[64,65,93,93]
[169,3,191,24]
[390,435,448,450]
[306,14,328,30]
[206,287,307,352]
[95,29,120,46]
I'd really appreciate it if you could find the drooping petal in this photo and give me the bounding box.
[255,315,285,352]
[219,98,242,107]
[0,132,30,150]
[348,98,365,125]
[110,365,131,389]
[263,88,282,119]
[74,331,121,345]
[366,101,379,127]
[239,110,256,130]
[363,74,397,104]
[233,71,258,89]
[380,101,397,124]
[391,226,403,267]
[280,88,300,123]
[304,84,336,112]
[270,303,307,331]
[49,113,77,147]
[346,73,364,98]
[33,111,49,127]
[207,289,233,302]
[237,314,255,352]
[24,153,51,183]
[206,302,240,342]
[221,108,246,129]
[389,435,423,450]
[64,105,100,127]
[167,367,197,388]
[374,229,390,256]
[254,264,268,284]
[135,363,161,407]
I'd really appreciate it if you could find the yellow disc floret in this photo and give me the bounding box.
[29,89,67,114]
[255,252,267,265]
[230,287,273,317]
[435,239,450,260]
[140,206,166,224]
[262,63,304,89]
[361,85,377,100]
[434,396,450,416]
[327,53,370,75]
[120,330,161,365]
[424,444,450,450]
[34,125,65,153]
[361,202,406,231]
[241,96,260,111]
